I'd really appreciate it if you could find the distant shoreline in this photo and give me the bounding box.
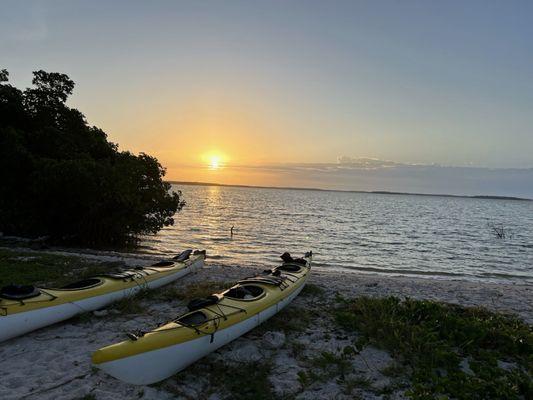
[168,181,532,201]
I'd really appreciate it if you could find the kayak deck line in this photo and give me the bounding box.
[92,251,312,384]
[127,300,249,342]
[0,249,206,342]
[125,258,307,342]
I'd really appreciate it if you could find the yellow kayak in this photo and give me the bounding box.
[0,249,206,342]
[92,251,312,384]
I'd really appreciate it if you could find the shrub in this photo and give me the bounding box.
[0,69,183,245]
[335,296,533,399]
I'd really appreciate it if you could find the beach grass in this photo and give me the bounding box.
[208,361,274,400]
[335,296,533,400]
[255,305,313,334]
[300,282,325,297]
[297,350,354,387]
[0,248,122,287]
[171,360,274,400]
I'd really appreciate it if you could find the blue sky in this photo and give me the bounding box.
[2,1,533,195]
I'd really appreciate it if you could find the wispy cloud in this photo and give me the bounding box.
[170,157,533,198]
[336,156,406,169]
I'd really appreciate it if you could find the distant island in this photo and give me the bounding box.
[169,181,532,201]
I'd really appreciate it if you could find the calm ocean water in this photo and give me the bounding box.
[140,184,533,283]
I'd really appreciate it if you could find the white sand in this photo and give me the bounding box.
[0,255,531,400]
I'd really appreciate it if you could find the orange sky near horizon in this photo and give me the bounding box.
[98,92,339,184]
[4,1,533,191]
[164,164,286,186]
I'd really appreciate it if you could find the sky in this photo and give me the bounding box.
[2,1,533,196]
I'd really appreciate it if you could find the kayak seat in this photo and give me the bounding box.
[225,285,264,300]
[177,311,208,326]
[59,278,103,290]
[278,264,302,272]
[0,284,41,300]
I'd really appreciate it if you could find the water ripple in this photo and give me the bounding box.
[140,185,533,283]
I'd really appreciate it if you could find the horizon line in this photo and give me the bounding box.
[167,181,532,202]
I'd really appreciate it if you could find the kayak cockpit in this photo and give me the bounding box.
[278,263,303,273]
[176,311,208,326]
[0,284,41,300]
[57,278,103,290]
[224,285,265,301]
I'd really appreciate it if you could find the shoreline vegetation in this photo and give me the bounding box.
[169,181,533,202]
[0,247,531,399]
[0,70,182,246]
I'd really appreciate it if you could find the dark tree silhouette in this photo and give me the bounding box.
[0,69,184,245]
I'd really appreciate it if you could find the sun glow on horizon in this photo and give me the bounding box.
[202,152,226,170]
[209,155,221,169]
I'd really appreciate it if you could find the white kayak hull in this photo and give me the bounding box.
[95,280,306,385]
[0,258,203,342]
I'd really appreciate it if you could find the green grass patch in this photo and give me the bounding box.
[174,361,274,400]
[335,296,533,400]
[342,376,373,395]
[110,290,147,314]
[0,248,123,287]
[301,283,325,297]
[255,305,312,334]
[298,349,356,389]
[310,350,353,379]
[289,340,306,358]
[381,362,405,378]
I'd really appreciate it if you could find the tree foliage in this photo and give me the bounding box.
[0,69,184,245]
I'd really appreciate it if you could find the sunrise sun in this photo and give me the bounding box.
[209,155,221,170]
[202,152,225,170]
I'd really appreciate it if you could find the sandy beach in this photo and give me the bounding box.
[4,3,533,398]
[0,251,530,400]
